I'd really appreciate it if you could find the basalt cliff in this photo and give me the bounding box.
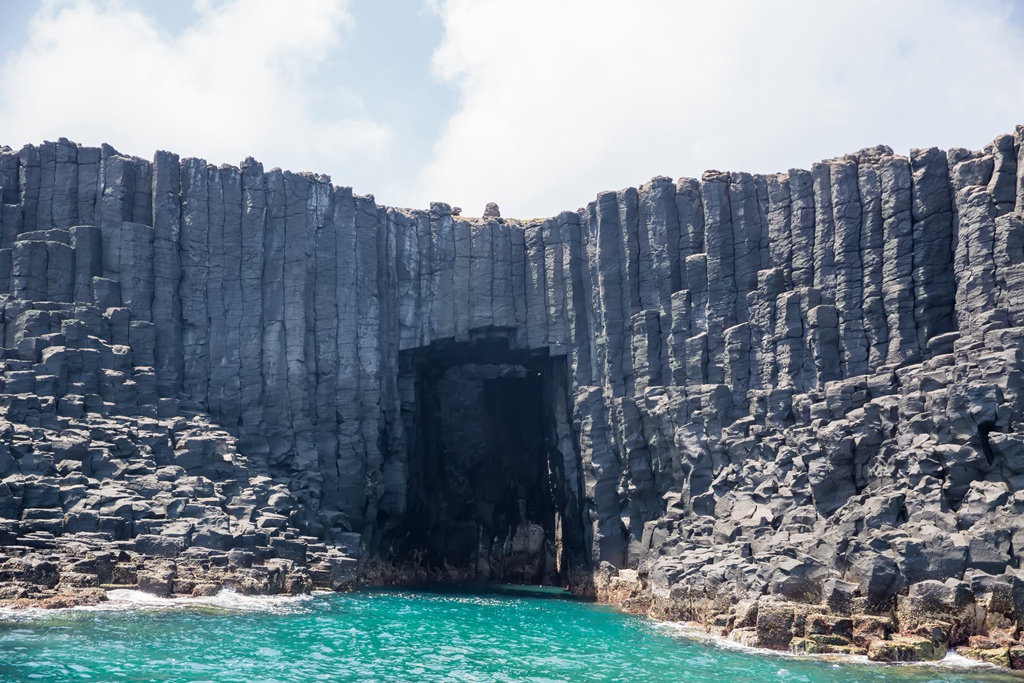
[2,131,1024,665]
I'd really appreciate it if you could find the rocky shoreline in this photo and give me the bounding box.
[591,563,1024,670]
[0,536,358,610]
[4,546,1024,673]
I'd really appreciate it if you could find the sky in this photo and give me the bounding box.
[1,0,1023,219]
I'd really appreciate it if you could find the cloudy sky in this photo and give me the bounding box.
[1,0,1023,218]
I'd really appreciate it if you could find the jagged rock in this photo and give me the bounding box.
[137,568,173,597]
[755,599,797,650]
[867,636,943,662]
[134,534,185,558]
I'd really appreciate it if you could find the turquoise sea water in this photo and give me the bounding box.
[0,585,1020,683]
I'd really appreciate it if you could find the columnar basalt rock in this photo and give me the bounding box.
[3,132,1024,666]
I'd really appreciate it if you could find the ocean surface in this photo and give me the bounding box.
[0,585,1019,682]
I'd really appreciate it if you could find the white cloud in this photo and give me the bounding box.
[6,0,1024,217]
[417,0,1024,218]
[0,0,392,178]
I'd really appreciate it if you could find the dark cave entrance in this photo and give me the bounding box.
[389,337,577,585]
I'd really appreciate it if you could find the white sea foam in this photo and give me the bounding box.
[938,651,1001,669]
[0,588,317,619]
[101,587,315,613]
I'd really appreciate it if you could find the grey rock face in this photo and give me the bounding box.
[2,133,1024,632]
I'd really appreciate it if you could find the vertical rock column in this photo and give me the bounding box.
[676,178,704,285]
[576,385,626,568]
[751,267,784,393]
[0,145,15,248]
[542,218,568,355]
[909,148,955,351]
[380,208,410,526]
[69,223,101,305]
[766,174,793,285]
[11,238,47,302]
[524,224,548,350]
[470,219,494,334]
[76,146,99,227]
[773,288,803,391]
[995,211,1024,326]
[879,155,919,364]
[132,158,152,226]
[355,194,384,532]
[238,159,265,433]
[118,222,154,323]
[333,187,366,527]
[510,223,528,348]
[616,188,642,321]
[763,174,793,395]
[394,209,422,350]
[283,173,313,440]
[664,290,690,387]
[631,310,661,392]
[1016,125,1024,215]
[997,128,1024,324]
[830,158,867,378]
[735,174,769,407]
[281,172,319,511]
[97,151,136,263]
[151,150,182,401]
[453,215,472,342]
[52,139,78,229]
[310,176,338,526]
[414,210,432,347]
[723,322,751,413]
[0,148,18,206]
[491,217,515,332]
[179,158,210,407]
[811,162,837,305]
[639,176,681,312]
[807,301,840,388]
[857,156,887,369]
[428,203,456,342]
[206,166,228,419]
[987,133,1017,217]
[559,211,594,387]
[729,172,765,327]
[789,169,816,289]
[636,182,663,318]
[616,189,642,458]
[639,177,680,384]
[219,165,246,427]
[701,171,735,385]
[684,254,709,386]
[262,169,290,455]
[19,145,40,233]
[36,142,55,231]
[376,200,401,541]
[593,192,628,397]
[950,147,1003,332]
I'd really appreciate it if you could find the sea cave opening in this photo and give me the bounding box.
[386,336,576,585]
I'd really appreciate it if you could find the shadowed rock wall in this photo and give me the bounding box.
[3,131,1024,611]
